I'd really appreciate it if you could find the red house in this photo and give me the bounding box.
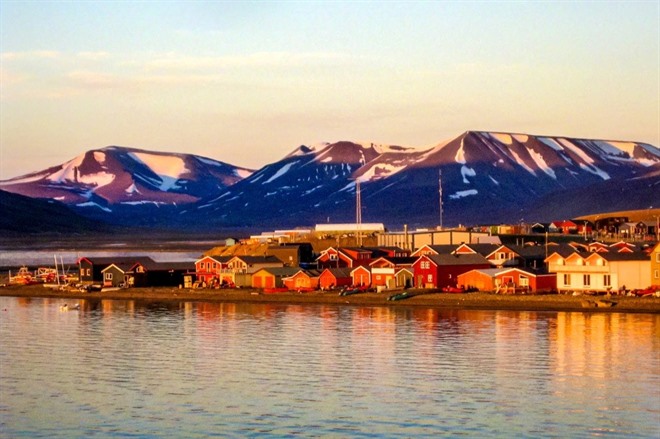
[351,266,371,287]
[412,253,491,289]
[457,268,556,294]
[319,268,353,290]
[194,255,232,284]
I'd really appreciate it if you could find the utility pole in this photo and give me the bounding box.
[356,179,362,246]
[438,169,443,229]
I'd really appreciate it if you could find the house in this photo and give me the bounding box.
[545,250,651,293]
[318,268,353,290]
[395,268,414,289]
[100,262,134,287]
[194,255,233,285]
[549,220,578,234]
[457,268,556,294]
[351,265,371,287]
[283,269,322,291]
[650,242,660,287]
[412,253,491,289]
[227,255,284,274]
[267,243,314,267]
[368,256,416,289]
[530,223,548,234]
[126,261,194,288]
[78,256,156,285]
[609,241,636,253]
[251,267,300,289]
[316,247,368,269]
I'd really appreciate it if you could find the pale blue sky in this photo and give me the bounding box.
[1,1,658,178]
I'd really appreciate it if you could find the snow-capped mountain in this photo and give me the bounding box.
[2,132,658,230]
[0,146,253,212]
[187,131,659,228]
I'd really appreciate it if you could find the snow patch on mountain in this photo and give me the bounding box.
[449,189,478,199]
[461,166,476,183]
[125,183,140,194]
[538,137,564,151]
[455,141,466,164]
[527,148,556,179]
[490,133,513,145]
[76,201,112,212]
[129,152,188,180]
[510,150,536,176]
[264,161,297,184]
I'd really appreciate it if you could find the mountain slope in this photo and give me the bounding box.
[0,189,111,234]
[0,146,253,212]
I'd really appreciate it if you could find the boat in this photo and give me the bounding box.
[339,288,361,296]
[9,266,39,285]
[387,291,412,301]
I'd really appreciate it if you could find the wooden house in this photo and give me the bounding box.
[546,250,651,293]
[227,255,284,274]
[283,269,322,291]
[251,267,300,289]
[395,268,414,289]
[351,265,371,287]
[368,256,416,289]
[651,242,660,286]
[318,268,353,290]
[194,255,232,284]
[457,268,556,294]
[412,253,491,289]
[549,220,578,234]
[267,243,314,267]
[78,256,155,285]
[126,261,193,287]
[101,262,134,288]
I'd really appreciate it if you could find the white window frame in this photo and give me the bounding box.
[104,272,113,281]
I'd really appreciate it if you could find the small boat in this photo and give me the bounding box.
[9,266,39,285]
[339,288,361,296]
[387,291,411,301]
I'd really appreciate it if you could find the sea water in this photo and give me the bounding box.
[1,297,658,438]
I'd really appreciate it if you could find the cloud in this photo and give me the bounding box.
[77,51,110,61]
[1,50,61,60]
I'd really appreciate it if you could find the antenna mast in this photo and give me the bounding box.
[438,169,443,229]
[356,179,362,246]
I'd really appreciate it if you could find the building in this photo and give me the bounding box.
[650,243,660,287]
[546,250,651,294]
[267,243,314,267]
[318,268,353,290]
[412,253,491,289]
[251,267,300,289]
[457,268,556,294]
[378,227,491,252]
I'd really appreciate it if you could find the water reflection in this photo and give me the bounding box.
[1,297,658,438]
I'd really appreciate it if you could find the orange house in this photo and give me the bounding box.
[457,268,556,294]
[283,269,322,291]
[318,268,353,290]
[351,266,371,287]
[251,267,299,289]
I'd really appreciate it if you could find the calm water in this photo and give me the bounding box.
[1,298,658,438]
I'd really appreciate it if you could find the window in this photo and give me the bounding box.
[213,263,217,269]
[105,272,113,281]
[583,274,591,287]
[563,274,571,286]
[87,268,91,276]
[520,276,529,287]
[329,254,337,260]
[654,270,659,280]
[656,253,660,262]
[427,274,433,283]
[604,275,611,287]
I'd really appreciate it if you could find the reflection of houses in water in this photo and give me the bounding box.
[551,313,659,381]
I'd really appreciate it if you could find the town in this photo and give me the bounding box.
[11,215,660,300]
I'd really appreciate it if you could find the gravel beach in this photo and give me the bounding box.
[1,284,659,313]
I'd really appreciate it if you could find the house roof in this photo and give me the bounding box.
[79,256,156,265]
[231,255,283,264]
[101,262,134,273]
[322,267,353,278]
[426,253,489,266]
[254,267,300,277]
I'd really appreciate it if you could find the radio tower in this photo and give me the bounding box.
[438,169,443,229]
[355,179,362,246]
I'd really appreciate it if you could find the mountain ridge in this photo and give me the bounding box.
[1,131,658,230]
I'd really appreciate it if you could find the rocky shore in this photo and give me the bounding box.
[1,284,659,313]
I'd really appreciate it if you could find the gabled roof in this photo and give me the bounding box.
[131,261,194,271]
[460,243,500,256]
[253,267,300,277]
[101,262,134,273]
[590,252,650,262]
[196,255,233,264]
[424,253,489,266]
[230,255,283,264]
[79,256,156,265]
[321,267,353,278]
[368,256,417,267]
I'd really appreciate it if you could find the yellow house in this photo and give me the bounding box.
[651,242,660,286]
[546,250,650,294]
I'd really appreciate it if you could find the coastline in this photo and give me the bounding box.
[1,285,659,313]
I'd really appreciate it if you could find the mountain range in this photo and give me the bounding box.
[1,131,659,231]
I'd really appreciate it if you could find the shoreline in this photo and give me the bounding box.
[1,285,659,313]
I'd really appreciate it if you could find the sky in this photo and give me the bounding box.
[1,1,658,179]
